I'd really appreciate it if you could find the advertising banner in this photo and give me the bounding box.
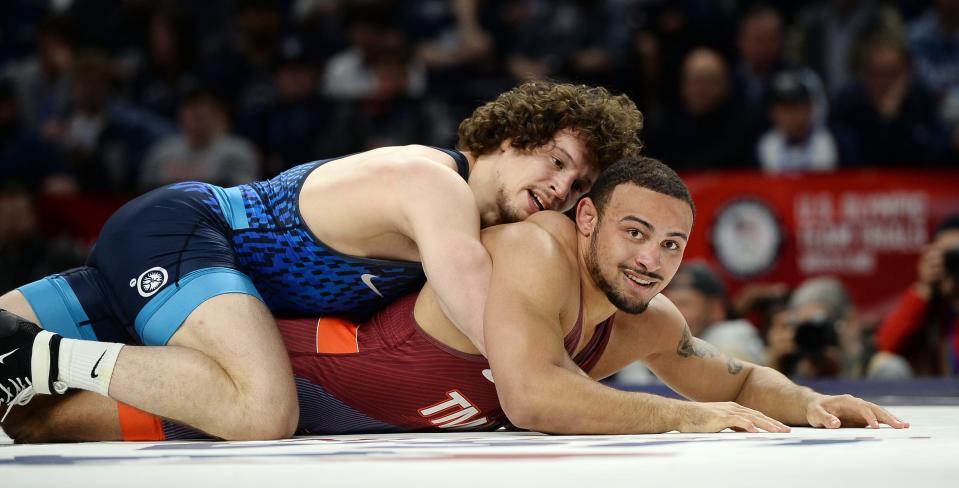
[682,169,959,317]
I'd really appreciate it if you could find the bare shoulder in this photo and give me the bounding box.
[481,212,578,281]
[483,212,576,258]
[363,145,465,179]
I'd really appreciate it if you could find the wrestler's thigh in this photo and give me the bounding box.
[168,293,294,395]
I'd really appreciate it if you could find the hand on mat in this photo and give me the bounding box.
[805,394,910,429]
[680,401,791,433]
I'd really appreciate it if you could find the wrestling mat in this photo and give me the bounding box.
[2,383,957,488]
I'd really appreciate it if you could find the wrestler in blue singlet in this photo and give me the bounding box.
[17,148,470,346]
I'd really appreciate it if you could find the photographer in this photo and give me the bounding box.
[769,277,912,379]
[877,215,959,376]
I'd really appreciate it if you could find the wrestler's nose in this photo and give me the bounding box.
[549,174,575,207]
[634,243,662,274]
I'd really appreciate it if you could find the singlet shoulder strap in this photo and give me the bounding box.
[563,291,585,355]
[573,316,615,374]
[428,147,471,181]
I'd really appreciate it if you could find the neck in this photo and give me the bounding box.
[464,151,501,227]
[576,235,619,326]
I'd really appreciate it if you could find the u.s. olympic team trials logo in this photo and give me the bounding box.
[130,267,169,298]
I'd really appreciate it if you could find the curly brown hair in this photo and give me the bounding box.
[457,81,643,170]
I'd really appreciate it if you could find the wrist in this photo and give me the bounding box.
[667,398,698,433]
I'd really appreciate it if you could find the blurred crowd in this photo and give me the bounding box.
[2,0,958,197]
[1,0,958,380]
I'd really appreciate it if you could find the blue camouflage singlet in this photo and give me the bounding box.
[181,148,470,318]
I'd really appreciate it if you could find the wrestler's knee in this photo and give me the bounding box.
[171,293,299,440]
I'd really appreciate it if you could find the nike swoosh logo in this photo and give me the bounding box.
[0,348,18,364]
[91,351,106,378]
[360,274,383,297]
[481,369,495,383]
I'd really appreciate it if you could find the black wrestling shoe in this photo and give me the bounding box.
[0,309,67,422]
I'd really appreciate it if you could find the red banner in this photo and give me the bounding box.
[681,169,959,318]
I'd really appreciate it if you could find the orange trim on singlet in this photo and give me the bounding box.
[117,402,166,441]
[315,317,360,353]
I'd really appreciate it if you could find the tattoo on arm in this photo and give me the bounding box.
[676,323,744,375]
[726,357,743,375]
[676,324,718,358]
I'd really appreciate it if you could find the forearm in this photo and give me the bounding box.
[502,364,685,434]
[426,239,492,355]
[734,366,823,426]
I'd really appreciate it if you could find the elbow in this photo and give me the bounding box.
[497,384,551,432]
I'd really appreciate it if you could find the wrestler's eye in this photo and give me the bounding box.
[663,240,681,251]
[627,228,643,239]
[552,157,563,169]
[572,181,583,193]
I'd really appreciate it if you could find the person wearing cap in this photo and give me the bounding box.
[877,215,959,376]
[664,261,767,366]
[756,70,843,173]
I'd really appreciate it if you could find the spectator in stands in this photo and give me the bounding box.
[832,35,948,166]
[139,88,259,190]
[757,71,851,173]
[322,6,426,101]
[239,38,331,176]
[504,0,632,87]
[0,78,75,194]
[908,0,959,160]
[790,0,902,96]
[2,16,74,132]
[735,5,790,111]
[768,277,912,379]
[664,262,767,365]
[53,51,173,192]
[126,7,200,122]
[321,32,436,154]
[0,184,85,294]
[402,0,500,99]
[877,215,959,376]
[199,0,282,122]
[645,47,756,170]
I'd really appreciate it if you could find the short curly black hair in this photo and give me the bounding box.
[589,156,695,222]
[457,81,643,171]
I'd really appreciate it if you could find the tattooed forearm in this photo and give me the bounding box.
[726,356,743,375]
[676,324,719,358]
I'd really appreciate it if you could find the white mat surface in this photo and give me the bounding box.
[2,406,955,488]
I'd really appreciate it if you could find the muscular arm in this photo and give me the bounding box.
[483,220,687,434]
[644,300,904,429]
[393,156,492,355]
[651,318,819,425]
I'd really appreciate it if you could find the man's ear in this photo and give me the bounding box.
[498,138,512,153]
[576,197,598,237]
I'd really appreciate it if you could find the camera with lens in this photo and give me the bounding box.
[778,316,841,378]
[793,317,839,359]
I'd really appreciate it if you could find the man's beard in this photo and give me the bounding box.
[586,231,649,315]
[495,185,526,225]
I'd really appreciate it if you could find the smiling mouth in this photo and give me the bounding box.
[624,270,658,288]
[528,190,546,212]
